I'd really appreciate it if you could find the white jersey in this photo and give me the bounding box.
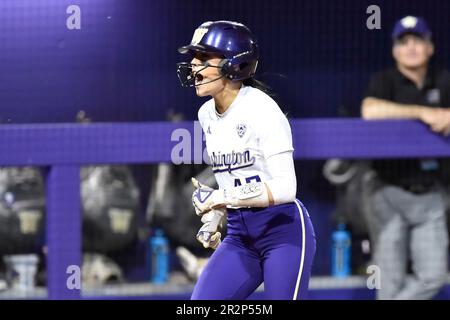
[198,85,294,190]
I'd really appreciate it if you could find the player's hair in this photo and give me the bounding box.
[243,78,274,97]
[244,77,290,118]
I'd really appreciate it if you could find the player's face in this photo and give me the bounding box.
[393,34,434,69]
[190,53,226,97]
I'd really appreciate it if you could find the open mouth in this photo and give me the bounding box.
[194,73,205,86]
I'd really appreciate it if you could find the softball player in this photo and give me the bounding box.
[177,21,316,300]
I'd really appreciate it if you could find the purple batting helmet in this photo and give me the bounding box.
[177,21,259,87]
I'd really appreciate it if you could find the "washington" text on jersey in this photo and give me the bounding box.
[210,150,255,173]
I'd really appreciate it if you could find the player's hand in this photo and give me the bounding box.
[196,208,226,250]
[191,177,226,215]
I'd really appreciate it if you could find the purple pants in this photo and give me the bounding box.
[191,200,316,300]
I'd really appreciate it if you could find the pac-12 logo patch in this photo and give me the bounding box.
[236,124,247,138]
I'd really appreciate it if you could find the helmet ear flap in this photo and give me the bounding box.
[218,59,232,79]
[218,59,244,81]
[218,54,258,82]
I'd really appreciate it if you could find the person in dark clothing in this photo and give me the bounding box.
[361,16,449,300]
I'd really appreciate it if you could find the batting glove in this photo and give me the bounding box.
[191,177,226,215]
[196,207,226,250]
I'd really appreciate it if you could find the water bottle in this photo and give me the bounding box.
[150,228,169,284]
[331,223,351,277]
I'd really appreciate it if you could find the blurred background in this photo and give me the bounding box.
[0,0,449,299]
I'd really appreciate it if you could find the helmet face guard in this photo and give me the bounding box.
[177,21,259,87]
[176,61,225,88]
